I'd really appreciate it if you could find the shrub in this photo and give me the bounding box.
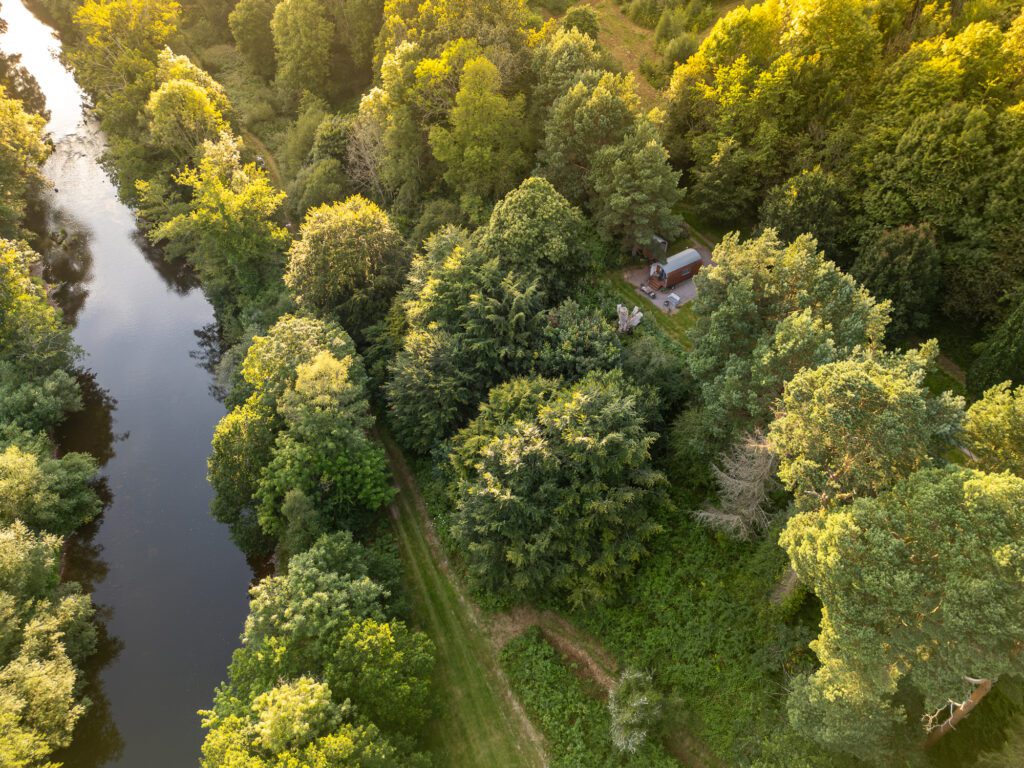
[609,669,663,754]
[662,32,699,65]
[563,7,599,39]
[627,0,664,27]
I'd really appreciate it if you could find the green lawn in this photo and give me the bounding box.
[601,271,696,350]
[381,432,546,768]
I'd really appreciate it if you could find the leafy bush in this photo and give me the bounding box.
[627,0,664,27]
[563,7,599,39]
[662,31,699,65]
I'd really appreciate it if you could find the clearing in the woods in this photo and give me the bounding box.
[579,0,663,106]
[383,431,548,768]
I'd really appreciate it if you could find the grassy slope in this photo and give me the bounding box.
[382,432,547,768]
[579,0,662,106]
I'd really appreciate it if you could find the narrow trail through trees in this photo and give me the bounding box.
[381,430,547,768]
[381,429,724,768]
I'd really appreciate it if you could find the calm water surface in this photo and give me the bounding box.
[0,1,254,764]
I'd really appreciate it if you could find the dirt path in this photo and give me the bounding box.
[490,606,619,691]
[239,127,284,189]
[936,353,967,388]
[380,431,547,768]
[382,429,724,768]
[490,603,724,768]
[770,566,801,605]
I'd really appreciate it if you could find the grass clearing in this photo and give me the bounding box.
[578,0,663,107]
[577,518,822,765]
[501,628,679,767]
[381,432,547,768]
[600,270,696,349]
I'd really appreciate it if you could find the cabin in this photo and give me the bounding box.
[648,248,703,290]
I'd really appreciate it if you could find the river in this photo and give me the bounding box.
[0,1,254,765]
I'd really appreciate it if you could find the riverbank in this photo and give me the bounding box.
[0,2,255,764]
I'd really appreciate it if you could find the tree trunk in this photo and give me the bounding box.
[924,678,993,748]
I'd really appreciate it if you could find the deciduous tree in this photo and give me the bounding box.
[428,56,528,221]
[769,343,964,510]
[271,0,334,100]
[964,382,1024,477]
[151,133,288,327]
[228,0,277,78]
[285,196,407,343]
[782,467,1024,761]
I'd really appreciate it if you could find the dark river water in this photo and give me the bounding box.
[0,1,254,765]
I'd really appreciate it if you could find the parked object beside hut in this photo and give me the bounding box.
[648,248,703,290]
[640,234,668,262]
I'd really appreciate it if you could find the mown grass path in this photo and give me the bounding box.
[381,431,547,768]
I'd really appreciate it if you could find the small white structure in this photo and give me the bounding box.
[617,304,643,333]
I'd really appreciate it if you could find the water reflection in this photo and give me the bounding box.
[57,370,121,465]
[0,19,47,116]
[52,599,126,768]
[137,232,202,295]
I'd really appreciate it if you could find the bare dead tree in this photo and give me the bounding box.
[923,677,994,747]
[346,94,389,204]
[695,430,779,540]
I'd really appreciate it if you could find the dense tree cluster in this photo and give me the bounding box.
[37,0,1024,763]
[678,229,889,460]
[200,531,433,767]
[284,195,408,344]
[0,522,97,766]
[0,82,99,766]
[782,467,1024,762]
[384,178,620,452]
[664,0,1024,388]
[209,314,391,556]
[670,225,1024,763]
[1,240,81,437]
[448,371,668,606]
[150,133,289,331]
[343,1,682,248]
[0,89,47,237]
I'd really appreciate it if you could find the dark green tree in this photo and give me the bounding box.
[449,370,669,606]
[851,224,942,337]
[228,0,277,78]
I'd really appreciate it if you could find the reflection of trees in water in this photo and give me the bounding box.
[0,21,49,117]
[61,516,108,595]
[192,322,230,401]
[55,513,125,767]
[25,199,95,326]
[135,232,201,295]
[53,423,125,767]
[51,604,125,768]
[56,370,122,466]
